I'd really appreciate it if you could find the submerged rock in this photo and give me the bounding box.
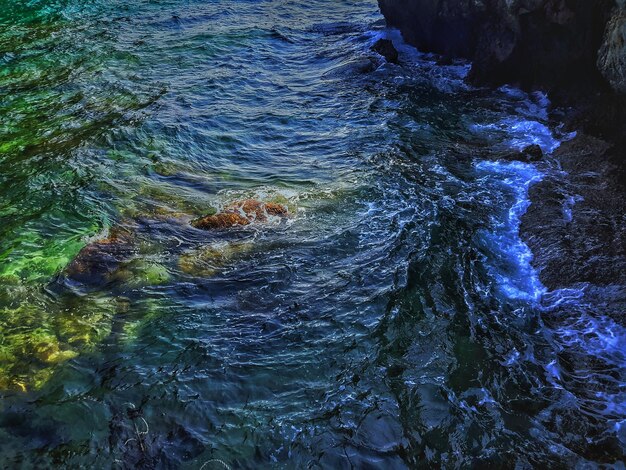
[178,242,254,277]
[0,294,119,392]
[324,58,376,77]
[111,259,171,287]
[191,199,289,230]
[371,38,399,63]
[64,226,136,285]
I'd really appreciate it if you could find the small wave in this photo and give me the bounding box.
[475,160,545,301]
[471,119,561,154]
[363,27,471,92]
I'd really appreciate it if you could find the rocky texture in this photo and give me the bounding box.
[191,212,251,230]
[377,0,626,306]
[598,3,626,94]
[503,144,544,163]
[64,226,135,285]
[191,199,288,230]
[372,38,399,63]
[520,134,626,291]
[178,242,253,278]
[226,199,288,219]
[377,0,626,95]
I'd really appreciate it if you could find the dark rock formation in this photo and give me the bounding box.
[520,133,626,291]
[503,144,544,162]
[372,38,399,63]
[377,0,624,95]
[598,5,626,94]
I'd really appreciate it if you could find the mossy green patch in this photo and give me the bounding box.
[178,241,254,278]
[0,292,120,392]
[113,259,171,287]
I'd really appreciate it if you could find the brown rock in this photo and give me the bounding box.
[225,199,289,220]
[192,200,289,230]
[264,202,289,216]
[191,212,251,230]
[65,227,135,284]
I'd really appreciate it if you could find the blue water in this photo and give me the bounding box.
[0,0,625,467]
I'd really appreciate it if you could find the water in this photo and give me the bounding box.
[1,0,624,467]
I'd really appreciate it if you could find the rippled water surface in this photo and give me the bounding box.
[1,0,625,467]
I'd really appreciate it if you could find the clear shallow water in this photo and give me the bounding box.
[0,0,625,467]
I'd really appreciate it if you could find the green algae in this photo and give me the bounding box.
[113,259,171,287]
[178,241,254,278]
[118,298,165,345]
[0,291,121,392]
[0,229,90,282]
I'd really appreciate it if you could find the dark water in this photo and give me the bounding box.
[1,0,625,467]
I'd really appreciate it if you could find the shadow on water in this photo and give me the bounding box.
[0,0,624,468]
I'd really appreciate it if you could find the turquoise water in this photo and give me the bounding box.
[1,0,625,467]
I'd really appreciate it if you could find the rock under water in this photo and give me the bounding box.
[64,226,136,285]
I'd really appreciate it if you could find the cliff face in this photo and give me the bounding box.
[377,0,625,96]
[598,4,626,94]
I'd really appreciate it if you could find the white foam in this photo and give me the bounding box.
[471,119,561,154]
[365,27,471,92]
[475,160,545,302]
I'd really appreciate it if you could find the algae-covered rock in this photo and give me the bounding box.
[112,259,171,287]
[52,296,118,347]
[65,225,136,285]
[178,242,253,277]
[0,326,77,390]
[0,293,119,392]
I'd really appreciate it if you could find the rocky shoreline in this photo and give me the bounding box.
[377,0,626,309]
[520,133,625,298]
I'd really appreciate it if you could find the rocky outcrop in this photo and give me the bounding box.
[377,0,625,95]
[377,0,626,308]
[372,38,399,63]
[598,3,626,94]
[191,199,289,230]
[520,134,626,292]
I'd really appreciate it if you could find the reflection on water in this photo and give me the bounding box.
[0,0,624,467]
